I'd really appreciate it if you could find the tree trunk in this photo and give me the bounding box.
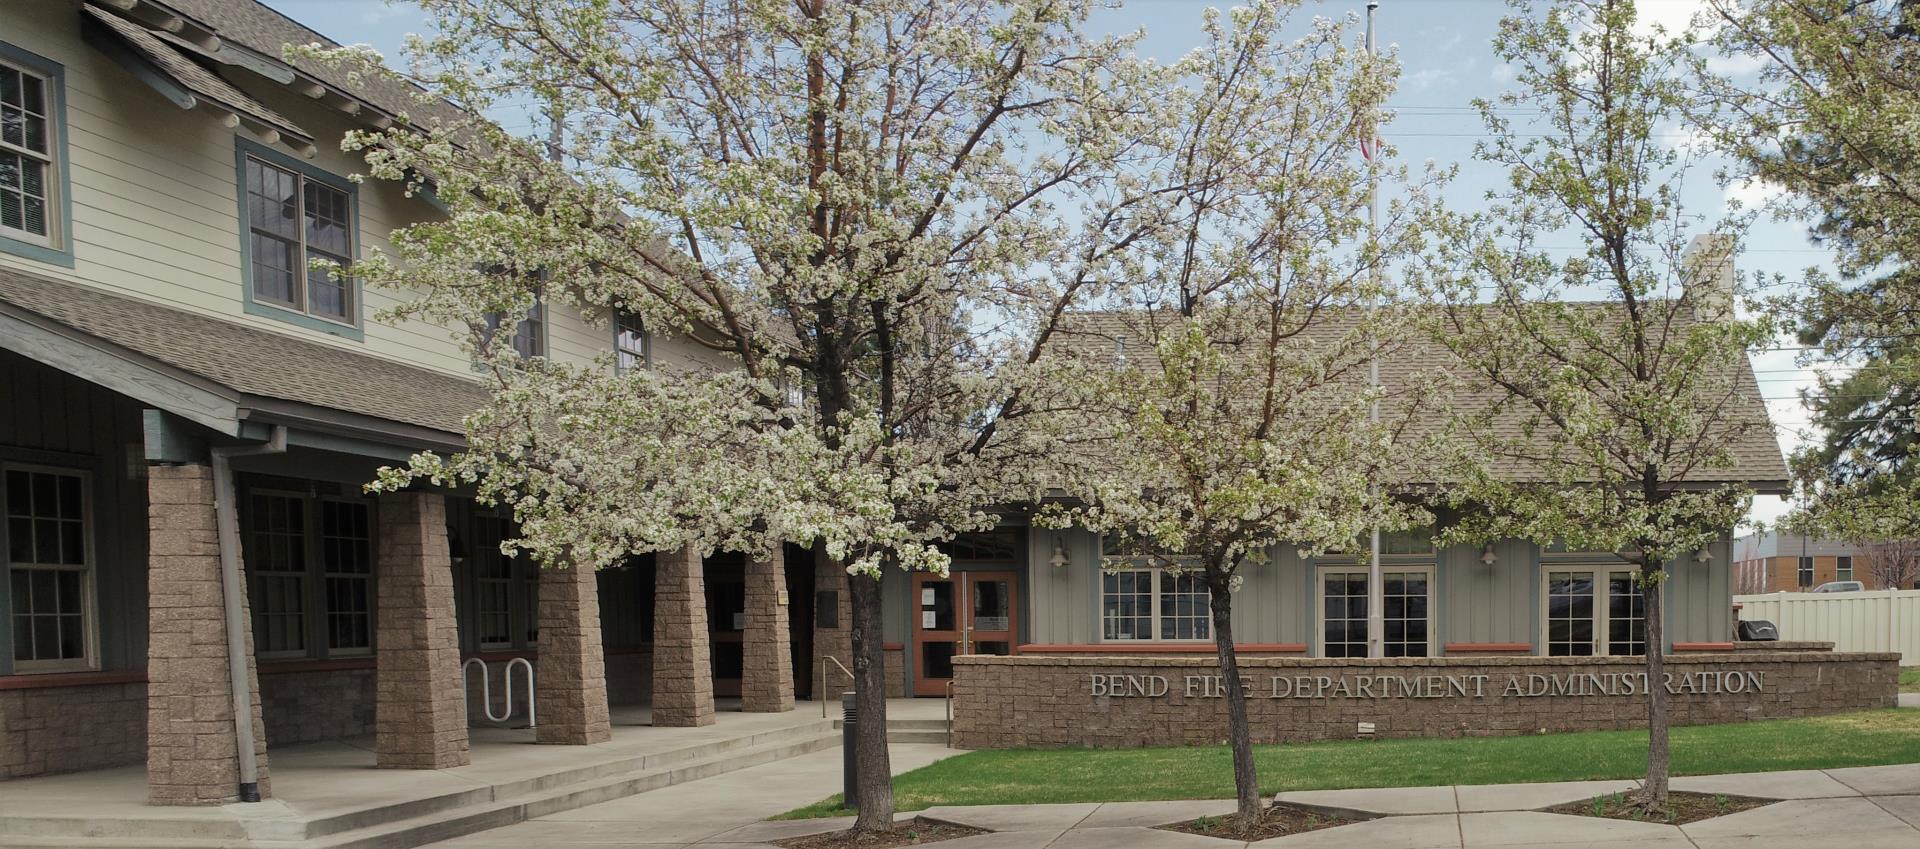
[1209,574,1262,827]
[1640,564,1670,810]
[847,571,896,831]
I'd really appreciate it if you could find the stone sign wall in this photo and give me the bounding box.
[949,652,1900,749]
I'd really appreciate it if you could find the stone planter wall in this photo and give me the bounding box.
[950,652,1900,749]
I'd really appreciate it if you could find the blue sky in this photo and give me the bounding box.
[262,0,1833,529]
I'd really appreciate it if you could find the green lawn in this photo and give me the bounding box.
[776,709,1920,819]
[1900,667,1920,693]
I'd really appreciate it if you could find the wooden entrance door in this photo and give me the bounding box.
[910,571,1018,696]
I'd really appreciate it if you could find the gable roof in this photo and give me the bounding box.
[0,266,486,444]
[1055,307,1789,490]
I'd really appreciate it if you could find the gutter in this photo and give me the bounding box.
[210,426,286,803]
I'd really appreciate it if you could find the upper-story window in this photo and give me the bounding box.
[235,139,361,339]
[0,44,71,267]
[614,307,649,373]
[483,290,545,360]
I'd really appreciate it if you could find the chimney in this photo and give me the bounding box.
[1682,234,1735,321]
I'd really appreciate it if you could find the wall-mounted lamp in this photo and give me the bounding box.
[1480,546,1498,566]
[1048,538,1071,569]
[1695,549,1713,563]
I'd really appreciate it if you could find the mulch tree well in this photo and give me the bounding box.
[773,817,991,849]
[1159,804,1367,842]
[1545,791,1773,826]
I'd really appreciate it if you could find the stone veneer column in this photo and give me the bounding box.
[374,492,470,768]
[145,463,272,805]
[652,544,714,727]
[535,561,612,743]
[740,548,794,712]
[810,547,853,701]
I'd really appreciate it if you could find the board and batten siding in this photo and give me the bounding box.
[1443,538,1536,648]
[1021,528,1735,653]
[1,0,727,385]
[0,349,149,674]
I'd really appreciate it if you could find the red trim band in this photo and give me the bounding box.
[1673,642,1735,651]
[0,670,146,690]
[1443,642,1533,653]
[259,658,376,674]
[881,642,905,651]
[1015,643,1308,654]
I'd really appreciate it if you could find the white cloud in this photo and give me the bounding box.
[1705,51,1767,77]
[1632,0,1718,40]
[1491,62,1514,83]
[1724,177,1786,212]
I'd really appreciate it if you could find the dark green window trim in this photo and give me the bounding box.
[233,137,364,341]
[0,41,75,268]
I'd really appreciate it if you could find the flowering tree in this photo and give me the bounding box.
[1040,1,1437,829]
[325,0,1161,832]
[1702,0,1919,542]
[1413,0,1776,811]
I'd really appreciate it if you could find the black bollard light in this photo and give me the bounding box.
[841,691,859,811]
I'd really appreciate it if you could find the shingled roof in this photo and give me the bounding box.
[0,266,486,439]
[1054,307,1789,489]
[154,0,471,130]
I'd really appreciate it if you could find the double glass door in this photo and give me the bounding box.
[1318,568,1432,658]
[1544,569,1647,656]
[911,571,1017,696]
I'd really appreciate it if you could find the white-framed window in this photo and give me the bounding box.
[4,465,96,672]
[0,60,55,247]
[470,513,537,650]
[1836,556,1853,583]
[244,155,354,323]
[1314,565,1435,658]
[483,290,546,361]
[1542,567,1646,657]
[244,490,376,659]
[1099,557,1211,642]
[614,307,650,373]
[319,498,373,654]
[1797,556,1814,587]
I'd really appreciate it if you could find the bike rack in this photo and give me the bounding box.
[463,656,537,728]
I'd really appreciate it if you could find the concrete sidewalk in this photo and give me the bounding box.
[424,757,1920,849]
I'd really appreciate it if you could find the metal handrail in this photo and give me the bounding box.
[819,655,854,718]
[944,679,954,748]
[463,656,537,728]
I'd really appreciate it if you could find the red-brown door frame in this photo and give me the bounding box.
[910,570,1019,696]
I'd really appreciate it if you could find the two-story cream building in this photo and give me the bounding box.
[0,0,839,809]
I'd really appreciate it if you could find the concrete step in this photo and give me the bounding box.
[0,720,842,848]
[304,731,843,849]
[830,715,949,744]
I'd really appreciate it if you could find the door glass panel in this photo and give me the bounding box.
[1606,573,1647,656]
[921,641,956,680]
[920,580,955,631]
[974,640,1011,656]
[1382,571,1429,657]
[1322,572,1368,657]
[971,579,1010,632]
[1546,572,1595,656]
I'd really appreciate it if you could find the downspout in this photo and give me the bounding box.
[210,425,286,803]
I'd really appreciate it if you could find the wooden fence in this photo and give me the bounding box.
[1734,589,1920,664]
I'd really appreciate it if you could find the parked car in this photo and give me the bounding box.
[1811,581,1866,593]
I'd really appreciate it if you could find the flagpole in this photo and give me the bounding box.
[1365,0,1384,661]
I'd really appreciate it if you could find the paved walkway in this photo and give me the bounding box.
[420,748,1920,849]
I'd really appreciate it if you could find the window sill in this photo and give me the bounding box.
[0,232,75,268]
[0,669,142,690]
[1017,643,1307,654]
[244,298,364,341]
